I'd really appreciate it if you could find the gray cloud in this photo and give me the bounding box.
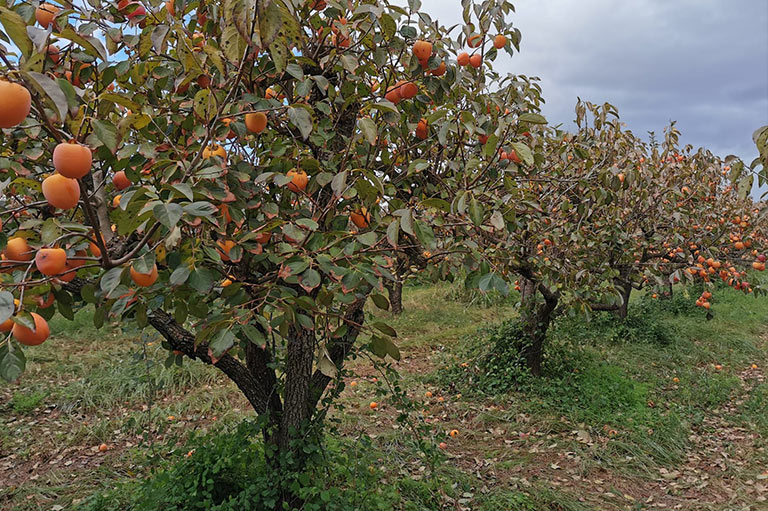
[417,0,768,163]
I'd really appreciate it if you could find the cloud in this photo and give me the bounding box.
[417,0,768,162]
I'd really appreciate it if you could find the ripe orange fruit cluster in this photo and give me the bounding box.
[695,290,712,309]
[499,148,522,163]
[385,80,418,105]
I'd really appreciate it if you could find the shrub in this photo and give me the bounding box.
[78,422,406,511]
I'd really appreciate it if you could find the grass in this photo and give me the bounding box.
[2,280,768,510]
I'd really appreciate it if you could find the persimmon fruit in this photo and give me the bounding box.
[53,141,92,178]
[217,240,236,261]
[415,118,428,140]
[203,144,226,159]
[12,312,50,346]
[245,112,268,134]
[35,3,59,28]
[112,170,131,190]
[467,34,483,48]
[4,237,32,262]
[130,264,159,287]
[350,208,371,229]
[287,169,308,193]
[412,40,432,61]
[0,81,31,128]
[35,248,67,276]
[42,173,81,210]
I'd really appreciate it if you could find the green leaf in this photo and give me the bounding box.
[419,198,451,211]
[153,203,183,229]
[93,306,105,328]
[413,220,435,249]
[0,343,26,382]
[0,291,14,324]
[240,324,265,345]
[387,218,399,248]
[40,218,61,245]
[93,120,118,153]
[80,283,97,304]
[183,201,218,218]
[58,27,109,61]
[25,71,68,122]
[288,106,314,139]
[209,329,235,359]
[170,183,194,201]
[285,62,304,80]
[331,170,347,196]
[203,43,225,75]
[0,7,32,57]
[490,210,505,230]
[518,112,547,124]
[358,117,377,145]
[151,25,169,53]
[193,89,215,121]
[372,321,397,337]
[469,196,483,226]
[400,209,414,235]
[299,268,321,292]
[370,293,389,311]
[483,133,499,158]
[221,26,247,63]
[170,265,191,286]
[370,335,399,360]
[317,347,337,378]
[269,36,289,73]
[257,0,283,47]
[510,142,534,166]
[100,267,124,296]
[357,231,377,246]
[132,251,155,274]
[188,267,215,293]
[99,92,140,111]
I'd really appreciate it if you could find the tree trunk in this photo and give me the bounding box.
[616,283,631,320]
[518,277,558,376]
[385,278,403,315]
[276,327,316,453]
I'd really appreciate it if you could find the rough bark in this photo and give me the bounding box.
[277,326,316,451]
[384,278,403,315]
[146,310,275,414]
[617,282,631,319]
[518,277,559,376]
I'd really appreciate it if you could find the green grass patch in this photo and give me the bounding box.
[9,390,47,414]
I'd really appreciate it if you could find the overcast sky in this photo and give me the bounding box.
[417,0,768,163]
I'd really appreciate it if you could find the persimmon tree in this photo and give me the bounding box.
[463,100,766,375]
[0,0,540,487]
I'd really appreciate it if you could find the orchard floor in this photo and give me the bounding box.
[2,284,768,510]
